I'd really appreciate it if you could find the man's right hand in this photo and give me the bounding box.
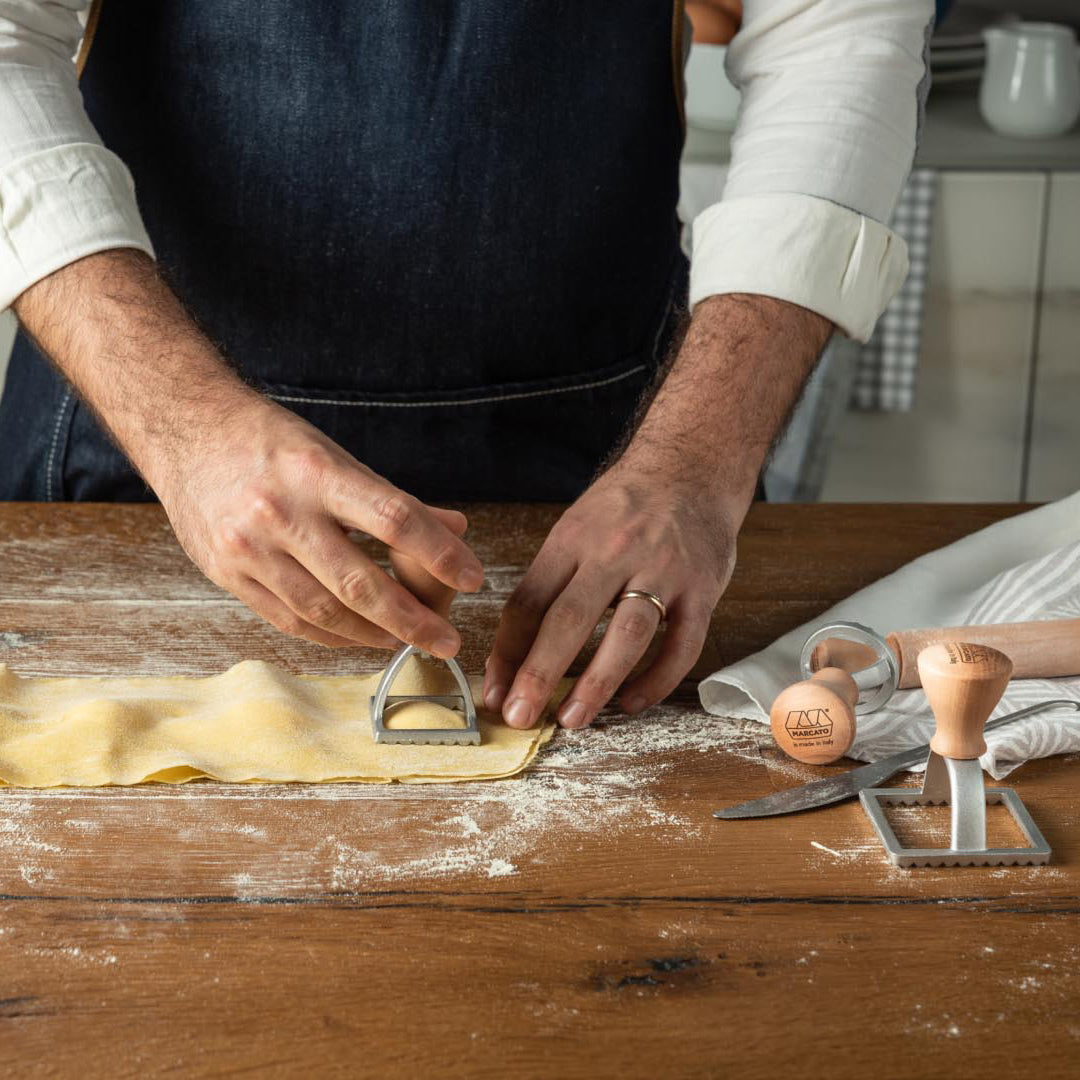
[154,398,483,654]
[14,249,483,655]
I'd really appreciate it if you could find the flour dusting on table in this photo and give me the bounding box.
[321,705,758,885]
[0,704,760,890]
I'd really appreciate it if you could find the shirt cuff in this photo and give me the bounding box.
[0,142,154,312]
[689,194,909,343]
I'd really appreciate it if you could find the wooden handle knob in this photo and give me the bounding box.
[888,618,1080,689]
[388,551,456,620]
[769,667,859,765]
[809,638,881,675]
[920,642,1013,760]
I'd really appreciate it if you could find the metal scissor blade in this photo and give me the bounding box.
[713,754,917,819]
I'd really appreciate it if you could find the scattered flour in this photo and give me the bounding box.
[318,708,752,887]
[439,813,482,838]
[0,802,60,887]
[211,822,268,839]
[28,945,118,966]
[63,819,102,832]
[0,632,35,649]
[806,837,890,871]
[0,815,61,853]
[228,872,260,899]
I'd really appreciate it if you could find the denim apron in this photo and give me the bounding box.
[0,1,689,503]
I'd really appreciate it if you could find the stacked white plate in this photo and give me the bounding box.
[930,5,1018,86]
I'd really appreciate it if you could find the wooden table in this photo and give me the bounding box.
[1,502,1076,1078]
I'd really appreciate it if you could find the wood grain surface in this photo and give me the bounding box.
[2,501,1077,1080]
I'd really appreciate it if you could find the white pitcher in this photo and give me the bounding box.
[980,21,1080,138]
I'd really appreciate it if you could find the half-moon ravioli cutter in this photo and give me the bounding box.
[370,643,480,746]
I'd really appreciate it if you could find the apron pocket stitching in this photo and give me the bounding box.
[266,362,649,409]
[649,271,682,365]
[45,387,74,502]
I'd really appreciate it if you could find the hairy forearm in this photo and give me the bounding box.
[620,293,832,520]
[12,249,258,489]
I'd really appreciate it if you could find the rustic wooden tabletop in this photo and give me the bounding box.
[0,501,1076,1079]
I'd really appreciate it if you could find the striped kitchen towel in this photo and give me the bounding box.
[851,168,937,412]
[699,490,1080,778]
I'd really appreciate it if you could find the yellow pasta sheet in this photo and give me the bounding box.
[0,655,556,787]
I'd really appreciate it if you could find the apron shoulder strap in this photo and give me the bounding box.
[76,0,104,78]
[670,0,687,131]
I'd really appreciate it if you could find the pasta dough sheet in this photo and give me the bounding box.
[0,656,557,788]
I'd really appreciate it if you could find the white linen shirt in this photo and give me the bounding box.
[0,0,932,343]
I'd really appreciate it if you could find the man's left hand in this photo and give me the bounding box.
[481,456,736,730]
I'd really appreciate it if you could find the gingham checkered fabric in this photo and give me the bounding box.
[851,168,937,412]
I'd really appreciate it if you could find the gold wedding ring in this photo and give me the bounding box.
[616,589,667,622]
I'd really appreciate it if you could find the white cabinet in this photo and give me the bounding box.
[823,170,1080,503]
[822,173,1049,502]
[1028,174,1080,501]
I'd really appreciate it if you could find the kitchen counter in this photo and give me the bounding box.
[0,501,1076,1078]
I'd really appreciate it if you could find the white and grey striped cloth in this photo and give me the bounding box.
[849,540,1080,778]
[851,168,937,413]
[700,490,1080,779]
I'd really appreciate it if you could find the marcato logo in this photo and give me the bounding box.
[784,708,833,739]
[945,642,991,665]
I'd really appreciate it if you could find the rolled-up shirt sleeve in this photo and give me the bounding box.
[688,0,934,342]
[0,0,153,312]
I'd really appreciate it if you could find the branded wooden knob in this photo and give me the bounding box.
[919,642,1013,760]
[769,667,859,765]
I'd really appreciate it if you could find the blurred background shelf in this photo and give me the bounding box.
[685,90,1080,172]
